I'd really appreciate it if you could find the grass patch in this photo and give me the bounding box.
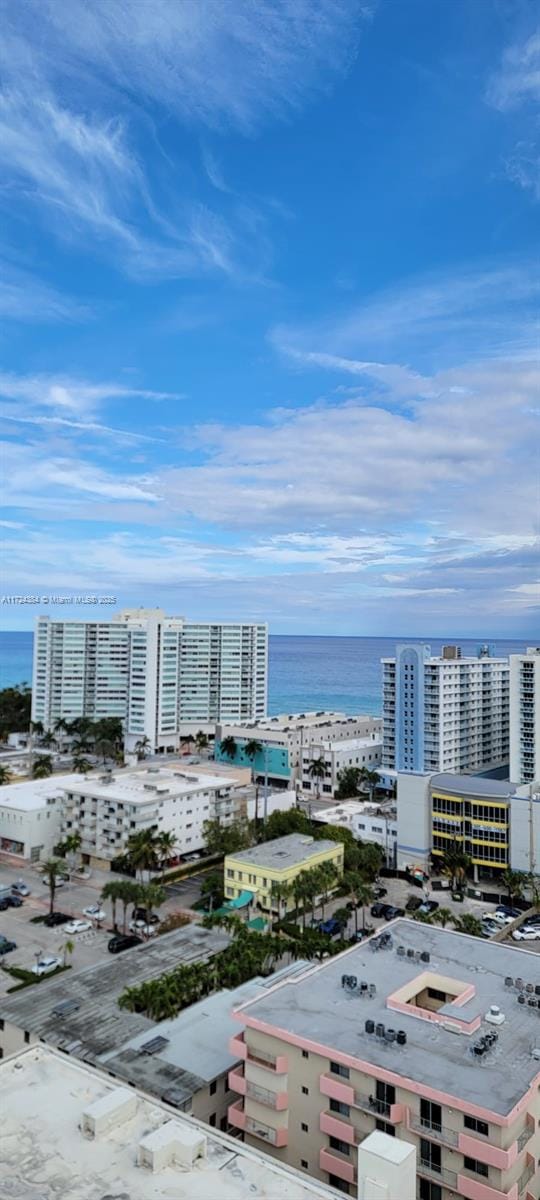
[29,914,47,924]
[3,963,71,991]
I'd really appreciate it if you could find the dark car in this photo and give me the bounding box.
[0,936,17,953]
[418,900,439,915]
[0,898,9,911]
[406,896,422,912]
[371,902,392,918]
[6,894,23,908]
[108,934,143,954]
[43,912,70,927]
[372,886,388,899]
[132,908,161,924]
[319,918,345,936]
[384,905,405,920]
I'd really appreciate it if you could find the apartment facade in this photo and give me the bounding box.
[215,713,381,789]
[228,922,540,1200]
[224,834,344,912]
[312,801,397,866]
[60,764,242,870]
[0,773,80,861]
[510,648,540,786]
[382,644,510,775]
[300,734,382,800]
[32,609,268,752]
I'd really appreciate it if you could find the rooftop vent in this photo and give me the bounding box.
[137,1120,206,1173]
[52,998,80,1017]
[532,1048,540,1061]
[139,1036,170,1055]
[485,1006,505,1026]
[505,977,514,988]
[81,1088,137,1138]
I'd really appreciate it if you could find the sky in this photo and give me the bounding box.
[0,0,538,636]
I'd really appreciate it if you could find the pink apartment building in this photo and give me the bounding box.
[227,920,540,1200]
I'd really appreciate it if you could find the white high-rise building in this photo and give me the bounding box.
[382,643,509,774]
[32,609,267,753]
[510,647,540,785]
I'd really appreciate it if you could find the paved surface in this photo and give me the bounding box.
[0,862,206,992]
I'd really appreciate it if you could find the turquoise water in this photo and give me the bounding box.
[0,631,528,716]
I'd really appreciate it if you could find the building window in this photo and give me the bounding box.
[463,1115,489,1138]
[24,1031,30,1045]
[210,1080,217,1095]
[464,1157,489,1178]
[220,1116,228,1132]
[419,1183,441,1200]
[301,1086,309,1095]
[329,1136,350,1156]
[227,869,234,878]
[376,1120,395,1136]
[328,1176,349,1195]
[302,1050,309,1059]
[329,1099,350,1117]
[301,1122,309,1132]
[209,1113,216,1127]
[329,1061,349,1079]
[301,1159,308,1169]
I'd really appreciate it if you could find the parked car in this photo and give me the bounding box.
[32,954,61,976]
[0,898,9,912]
[372,886,388,899]
[11,881,30,896]
[512,928,540,941]
[496,905,520,916]
[384,905,405,920]
[129,919,157,936]
[406,896,422,912]
[418,900,439,915]
[319,918,345,936]
[82,906,105,921]
[43,912,70,927]
[482,911,515,925]
[64,919,92,935]
[0,935,17,954]
[132,908,160,924]
[6,895,23,908]
[371,902,391,918]
[108,933,143,954]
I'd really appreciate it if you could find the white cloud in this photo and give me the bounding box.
[0,259,89,323]
[486,30,540,110]
[0,370,184,423]
[1,442,161,506]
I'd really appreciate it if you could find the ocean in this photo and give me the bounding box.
[0,630,529,716]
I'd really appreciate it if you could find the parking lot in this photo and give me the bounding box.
[0,862,207,993]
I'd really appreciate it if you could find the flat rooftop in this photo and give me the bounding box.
[315,801,396,820]
[220,712,373,732]
[100,962,310,1106]
[235,921,540,1116]
[303,735,382,752]
[0,773,85,811]
[2,1045,336,1200]
[66,765,235,803]
[0,925,230,1062]
[431,773,518,798]
[227,833,339,869]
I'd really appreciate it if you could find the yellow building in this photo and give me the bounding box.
[224,834,344,911]
[430,772,510,878]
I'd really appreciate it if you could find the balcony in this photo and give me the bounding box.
[418,1159,457,1189]
[228,1066,246,1095]
[409,1114,458,1147]
[518,1161,535,1197]
[320,1110,361,1146]
[319,1147,356,1185]
[246,1046,288,1073]
[228,1032,248,1061]
[245,1113,287,1147]
[517,1124,535,1153]
[320,1073,354,1106]
[246,1081,288,1111]
[458,1174,520,1200]
[353,1091,404,1124]
[228,1099,247,1133]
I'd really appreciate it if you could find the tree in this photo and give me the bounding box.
[134,736,151,761]
[202,817,253,857]
[0,683,31,737]
[72,755,91,774]
[263,808,311,841]
[39,730,56,749]
[61,938,75,968]
[220,736,237,760]
[452,913,484,938]
[0,766,12,785]
[307,757,327,798]
[431,907,453,929]
[126,828,159,879]
[440,841,471,890]
[270,880,291,925]
[359,768,380,801]
[135,882,166,923]
[244,738,263,778]
[101,879,126,930]
[332,906,351,933]
[342,871,373,934]
[195,730,209,753]
[40,858,63,915]
[355,841,385,880]
[32,755,53,779]
[118,879,140,932]
[501,869,525,906]
[335,766,362,799]
[63,832,82,871]
[315,861,338,919]
[156,830,178,877]
[94,737,115,765]
[200,872,225,913]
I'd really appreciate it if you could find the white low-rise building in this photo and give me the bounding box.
[61,765,245,871]
[0,773,82,862]
[312,800,397,865]
[215,711,382,789]
[300,734,382,799]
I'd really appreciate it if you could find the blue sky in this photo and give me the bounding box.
[0,0,538,635]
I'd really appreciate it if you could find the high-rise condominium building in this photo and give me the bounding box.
[382,644,509,775]
[510,647,540,785]
[228,921,540,1200]
[32,608,267,752]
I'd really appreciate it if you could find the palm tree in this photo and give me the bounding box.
[220,736,237,760]
[307,757,327,799]
[40,858,63,915]
[126,828,159,880]
[39,730,56,749]
[101,879,125,931]
[195,730,209,754]
[501,869,525,906]
[0,766,11,785]
[359,767,380,801]
[135,882,166,924]
[156,830,178,877]
[29,719,44,737]
[134,736,151,761]
[94,738,115,765]
[432,907,453,929]
[271,880,291,925]
[63,832,82,872]
[32,755,53,779]
[441,842,471,891]
[452,913,484,938]
[316,862,338,919]
[61,938,75,968]
[72,754,91,774]
[244,739,263,773]
[343,871,373,935]
[118,880,140,932]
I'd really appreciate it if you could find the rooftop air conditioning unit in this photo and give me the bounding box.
[137,1121,206,1173]
[485,1005,505,1026]
[81,1088,137,1139]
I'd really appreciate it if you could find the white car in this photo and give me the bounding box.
[82,905,105,921]
[64,919,92,935]
[129,919,157,936]
[32,955,61,976]
[512,928,540,941]
[482,911,513,925]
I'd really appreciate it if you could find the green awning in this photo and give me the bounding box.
[226,890,255,909]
